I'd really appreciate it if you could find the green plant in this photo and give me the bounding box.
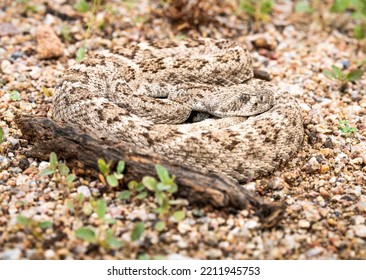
[323,65,364,90]
[330,0,366,39]
[338,120,357,135]
[16,215,53,238]
[74,0,89,13]
[60,25,71,42]
[240,0,273,21]
[131,222,145,241]
[142,164,178,215]
[75,226,123,248]
[0,127,3,144]
[137,254,165,260]
[9,90,21,101]
[75,46,86,62]
[41,86,52,97]
[75,0,100,62]
[16,0,38,13]
[75,227,96,242]
[98,159,125,187]
[123,165,185,239]
[73,198,122,249]
[39,152,77,188]
[295,1,314,13]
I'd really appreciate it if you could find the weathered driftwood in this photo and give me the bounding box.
[16,116,286,228]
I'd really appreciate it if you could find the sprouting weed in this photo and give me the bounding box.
[39,152,77,188]
[338,120,357,135]
[98,159,125,187]
[323,65,364,91]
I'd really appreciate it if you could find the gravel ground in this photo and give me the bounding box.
[0,0,365,260]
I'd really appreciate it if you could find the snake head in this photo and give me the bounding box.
[205,84,275,117]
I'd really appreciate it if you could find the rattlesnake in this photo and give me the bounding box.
[53,38,304,182]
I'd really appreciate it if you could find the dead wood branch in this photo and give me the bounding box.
[16,116,286,227]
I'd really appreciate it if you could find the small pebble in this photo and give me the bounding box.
[36,25,64,59]
[0,248,21,260]
[77,185,91,198]
[18,158,30,170]
[299,220,310,229]
[353,225,366,238]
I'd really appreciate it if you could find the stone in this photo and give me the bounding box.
[36,25,64,59]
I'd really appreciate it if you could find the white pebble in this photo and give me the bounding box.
[353,215,365,225]
[299,220,310,228]
[77,185,91,198]
[38,161,50,170]
[243,182,256,191]
[44,249,55,259]
[244,220,258,229]
[1,60,13,75]
[0,248,21,260]
[354,225,366,238]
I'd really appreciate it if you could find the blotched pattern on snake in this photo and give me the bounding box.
[53,38,304,182]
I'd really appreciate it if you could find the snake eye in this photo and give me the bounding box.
[240,94,250,102]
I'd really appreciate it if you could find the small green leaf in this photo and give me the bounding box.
[131,222,145,241]
[338,120,357,134]
[95,199,106,219]
[155,164,170,183]
[105,229,123,249]
[65,174,76,183]
[259,0,272,14]
[17,215,31,227]
[41,86,52,97]
[82,203,93,215]
[155,193,170,213]
[138,254,150,260]
[49,152,58,170]
[98,159,109,176]
[116,161,125,174]
[136,191,147,199]
[0,127,3,143]
[66,200,75,212]
[74,0,89,13]
[240,0,255,15]
[295,1,314,13]
[39,168,55,176]
[155,191,165,206]
[330,0,350,12]
[113,172,123,180]
[154,221,166,232]
[128,180,138,190]
[58,163,70,176]
[173,210,185,222]
[331,65,343,79]
[346,69,364,81]
[104,217,116,224]
[323,69,337,79]
[157,182,171,191]
[76,47,86,62]
[60,25,71,42]
[118,190,131,200]
[136,183,145,192]
[38,221,53,229]
[106,174,119,187]
[142,176,157,191]
[167,183,178,194]
[75,227,96,242]
[9,90,21,101]
[354,25,365,39]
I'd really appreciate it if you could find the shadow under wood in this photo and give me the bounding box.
[15,115,286,228]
